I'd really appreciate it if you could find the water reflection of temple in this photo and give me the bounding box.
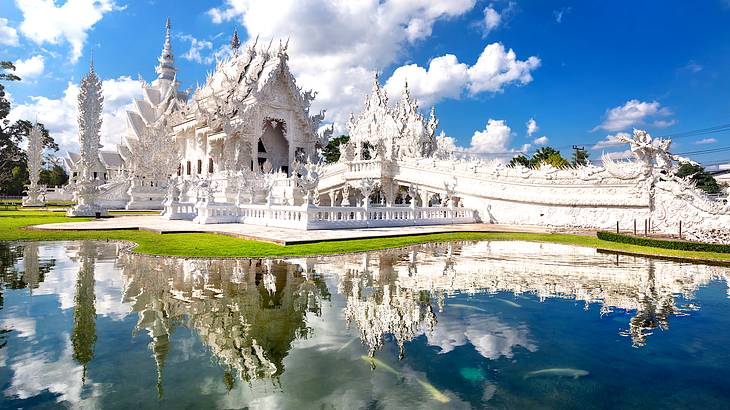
[4,238,730,395]
[309,241,730,349]
[115,254,330,392]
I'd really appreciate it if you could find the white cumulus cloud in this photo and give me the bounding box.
[384,54,468,107]
[9,76,143,153]
[467,42,540,94]
[206,0,478,128]
[694,137,717,145]
[479,2,515,37]
[533,136,548,145]
[592,132,630,150]
[15,0,121,63]
[14,55,45,80]
[384,42,540,107]
[178,33,215,64]
[483,5,502,35]
[593,99,674,132]
[526,117,538,136]
[469,119,514,153]
[0,18,20,46]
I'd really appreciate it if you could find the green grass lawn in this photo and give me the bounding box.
[1,209,729,262]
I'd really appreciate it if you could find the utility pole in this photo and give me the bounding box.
[572,145,586,166]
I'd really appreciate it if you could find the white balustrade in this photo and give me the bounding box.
[187,199,476,229]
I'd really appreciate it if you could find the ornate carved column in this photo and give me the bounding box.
[420,190,430,208]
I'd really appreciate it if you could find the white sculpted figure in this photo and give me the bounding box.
[68,60,108,217]
[22,124,45,206]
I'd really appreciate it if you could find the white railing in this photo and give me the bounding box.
[163,201,197,220]
[187,201,477,230]
[347,160,384,173]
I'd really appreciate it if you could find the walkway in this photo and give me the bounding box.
[30,215,565,245]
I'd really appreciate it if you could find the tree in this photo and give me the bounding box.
[507,147,570,169]
[0,61,22,190]
[321,135,349,164]
[508,154,531,168]
[676,163,722,194]
[40,161,70,187]
[0,61,62,195]
[545,152,570,168]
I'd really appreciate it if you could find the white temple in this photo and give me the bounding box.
[62,20,730,243]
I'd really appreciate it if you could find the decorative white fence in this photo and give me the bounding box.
[166,200,477,230]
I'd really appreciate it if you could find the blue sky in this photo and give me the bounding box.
[2,0,730,167]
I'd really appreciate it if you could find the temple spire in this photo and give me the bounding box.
[78,56,103,181]
[155,18,176,81]
[230,28,241,55]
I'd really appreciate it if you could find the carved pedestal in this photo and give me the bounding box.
[22,184,45,207]
[67,180,108,217]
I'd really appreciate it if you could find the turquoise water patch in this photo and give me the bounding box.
[460,367,486,383]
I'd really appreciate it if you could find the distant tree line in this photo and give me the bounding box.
[508,146,588,169]
[0,61,67,196]
[507,145,723,194]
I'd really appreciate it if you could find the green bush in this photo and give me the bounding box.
[596,231,730,254]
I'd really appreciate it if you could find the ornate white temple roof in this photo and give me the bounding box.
[124,18,187,146]
[346,75,438,160]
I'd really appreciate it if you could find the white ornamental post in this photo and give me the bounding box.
[22,123,45,206]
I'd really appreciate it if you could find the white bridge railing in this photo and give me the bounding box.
[166,200,476,230]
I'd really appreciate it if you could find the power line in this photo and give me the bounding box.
[463,122,730,158]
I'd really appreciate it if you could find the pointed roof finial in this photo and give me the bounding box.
[156,18,176,81]
[89,49,95,74]
[230,27,240,55]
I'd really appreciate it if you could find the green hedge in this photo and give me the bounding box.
[596,231,730,254]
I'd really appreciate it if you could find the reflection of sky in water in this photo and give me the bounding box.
[0,240,729,408]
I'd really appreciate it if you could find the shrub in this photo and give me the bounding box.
[596,231,730,254]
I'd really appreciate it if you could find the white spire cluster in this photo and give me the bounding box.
[77,59,103,181]
[347,74,441,160]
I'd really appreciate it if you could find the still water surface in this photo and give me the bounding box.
[0,240,729,409]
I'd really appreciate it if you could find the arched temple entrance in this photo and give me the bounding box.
[258,118,289,174]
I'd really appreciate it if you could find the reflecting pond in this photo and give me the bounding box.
[1,240,730,409]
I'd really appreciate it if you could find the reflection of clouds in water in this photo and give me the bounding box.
[28,243,129,320]
[32,245,78,310]
[211,275,468,409]
[93,261,130,320]
[428,311,536,359]
[4,334,100,406]
[216,353,471,410]
[0,316,36,339]
[289,276,356,353]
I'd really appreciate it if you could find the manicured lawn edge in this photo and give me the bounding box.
[597,231,730,253]
[2,211,730,263]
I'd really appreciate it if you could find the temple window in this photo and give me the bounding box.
[197,159,202,174]
[177,164,181,176]
[208,158,214,173]
[186,161,191,175]
[93,171,98,179]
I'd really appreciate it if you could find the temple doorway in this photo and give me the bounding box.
[258,118,289,174]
